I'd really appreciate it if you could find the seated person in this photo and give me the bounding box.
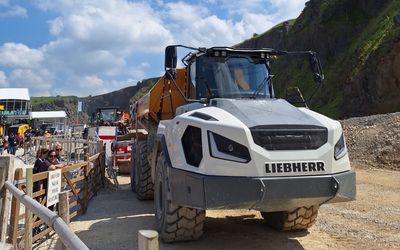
[233,66,250,90]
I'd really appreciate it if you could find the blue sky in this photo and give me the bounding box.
[0,0,307,96]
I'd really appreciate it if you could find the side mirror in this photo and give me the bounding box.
[309,52,324,84]
[165,46,177,69]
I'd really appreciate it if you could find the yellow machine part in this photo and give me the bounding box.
[137,69,188,121]
[17,124,29,136]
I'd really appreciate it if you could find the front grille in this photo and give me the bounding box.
[250,125,328,150]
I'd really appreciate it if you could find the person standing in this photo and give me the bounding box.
[23,129,32,155]
[0,136,4,155]
[4,134,8,153]
[54,143,63,163]
[8,133,18,155]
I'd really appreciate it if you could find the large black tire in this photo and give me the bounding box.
[130,143,136,192]
[134,140,154,200]
[261,206,319,231]
[155,152,205,242]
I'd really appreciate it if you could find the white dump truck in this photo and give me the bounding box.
[131,45,356,242]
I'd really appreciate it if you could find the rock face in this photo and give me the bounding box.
[345,40,400,116]
[83,86,137,116]
[81,77,158,116]
[32,77,158,123]
[237,0,400,118]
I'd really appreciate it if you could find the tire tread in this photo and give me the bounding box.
[261,205,319,231]
[135,141,154,200]
[156,153,205,242]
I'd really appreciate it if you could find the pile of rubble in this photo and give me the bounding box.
[341,112,400,170]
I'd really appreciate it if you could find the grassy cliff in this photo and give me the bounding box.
[237,0,400,118]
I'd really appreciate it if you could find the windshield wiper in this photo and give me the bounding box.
[251,74,274,99]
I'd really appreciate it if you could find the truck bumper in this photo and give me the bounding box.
[169,168,356,212]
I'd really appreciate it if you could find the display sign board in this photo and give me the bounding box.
[47,169,62,207]
[0,105,4,110]
[0,110,28,116]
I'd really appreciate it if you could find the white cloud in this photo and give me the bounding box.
[42,38,126,76]
[41,1,174,53]
[0,0,308,96]
[268,0,307,21]
[0,0,9,6]
[166,2,209,23]
[0,71,8,87]
[128,62,150,79]
[109,78,139,90]
[0,43,43,68]
[79,75,104,89]
[163,1,295,47]
[8,69,53,96]
[33,0,175,93]
[0,5,27,18]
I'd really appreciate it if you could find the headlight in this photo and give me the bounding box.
[208,131,250,163]
[334,133,347,160]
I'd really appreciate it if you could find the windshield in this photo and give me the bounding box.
[99,109,117,122]
[195,55,270,99]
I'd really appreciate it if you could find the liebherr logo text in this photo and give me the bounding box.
[266,162,325,173]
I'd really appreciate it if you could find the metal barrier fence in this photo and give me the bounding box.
[0,150,105,249]
[31,136,103,164]
[4,181,89,250]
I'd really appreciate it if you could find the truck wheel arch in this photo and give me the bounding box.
[151,135,172,183]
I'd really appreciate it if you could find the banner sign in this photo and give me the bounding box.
[77,101,82,112]
[47,169,62,207]
[0,110,28,116]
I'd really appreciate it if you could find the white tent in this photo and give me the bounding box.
[31,111,67,133]
[31,111,67,119]
[0,88,30,100]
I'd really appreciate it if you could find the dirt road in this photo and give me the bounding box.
[39,165,399,250]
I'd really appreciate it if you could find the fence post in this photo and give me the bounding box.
[100,152,106,188]
[9,168,22,245]
[35,138,40,152]
[138,230,159,250]
[97,140,103,154]
[67,142,71,165]
[59,191,69,250]
[0,156,15,242]
[83,155,90,213]
[24,168,33,250]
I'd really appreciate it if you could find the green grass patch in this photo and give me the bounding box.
[31,96,78,106]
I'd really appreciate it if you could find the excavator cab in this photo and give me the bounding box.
[96,107,120,126]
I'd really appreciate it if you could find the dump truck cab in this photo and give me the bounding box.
[188,48,272,100]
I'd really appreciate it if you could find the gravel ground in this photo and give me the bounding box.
[37,167,399,250]
[34,112,400,249]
